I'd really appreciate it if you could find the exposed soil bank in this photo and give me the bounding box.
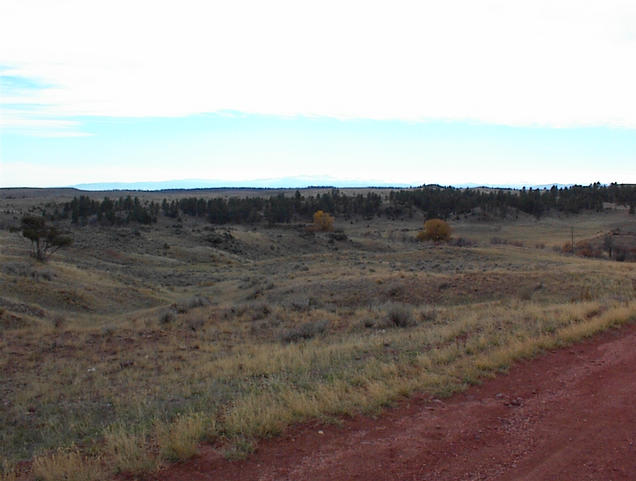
[153,323,636,481]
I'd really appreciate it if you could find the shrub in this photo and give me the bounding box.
[387,303,416,327]
[185,316,206,331]
[158,309,176,325]
[563,241,602,258]
[329,230,347,241]
[312,210,334,232]
[491,237,523,247]
[562,242,574,254]
[417,219,451,242]
[615,248,627,262]
[375,303,416,328]
[576,241,602,258]
[419,307,438,323]
[280,319,329,343]
[52,315,66,329]
[518,286,534,301]
[176,295,209,313]
[242,302,271,321]
[450,237,476,247]
[287,295,311,311]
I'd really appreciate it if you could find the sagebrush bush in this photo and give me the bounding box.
[246,302,271,321]
[388,304,416,327]
[176,295,210,313]
[158,309,176,324]
[449,237,476,247]
[377,303,416,328]
[280,319,329,343]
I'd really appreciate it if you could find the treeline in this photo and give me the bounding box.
[47,183,636,226]
[161,190,382,224]
[389,183,636,219]
[57,196,160,225]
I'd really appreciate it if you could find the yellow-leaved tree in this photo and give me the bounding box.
[417,218,451,242]
[312,210,334,232]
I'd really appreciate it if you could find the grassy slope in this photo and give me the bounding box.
[1,202,635,479]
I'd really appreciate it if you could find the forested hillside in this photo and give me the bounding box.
[35,183,636,227]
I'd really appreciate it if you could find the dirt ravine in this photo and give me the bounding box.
[154,324,636,481]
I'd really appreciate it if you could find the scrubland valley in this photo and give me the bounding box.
[1,185,635,480]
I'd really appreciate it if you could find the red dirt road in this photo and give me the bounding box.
[154,324,636,481]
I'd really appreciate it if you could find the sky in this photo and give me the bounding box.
[1,0,635,188]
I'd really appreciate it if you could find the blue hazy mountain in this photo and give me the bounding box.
[72,176,414,191]
[72,177,571,191]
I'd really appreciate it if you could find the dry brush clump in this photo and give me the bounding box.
[31,447,103,481]
[156,413,210,462]
[103,426,160,474]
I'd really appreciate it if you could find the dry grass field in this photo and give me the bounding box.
[1,188,635,480]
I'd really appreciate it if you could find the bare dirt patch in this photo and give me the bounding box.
[154,323,636,481]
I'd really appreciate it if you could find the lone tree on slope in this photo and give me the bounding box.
[20,216,72,261]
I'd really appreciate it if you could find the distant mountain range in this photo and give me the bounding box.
[73,176,412,191]
[454,183,572,190]
[71,177,572,191]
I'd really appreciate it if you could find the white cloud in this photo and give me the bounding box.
[1,0,636,127]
